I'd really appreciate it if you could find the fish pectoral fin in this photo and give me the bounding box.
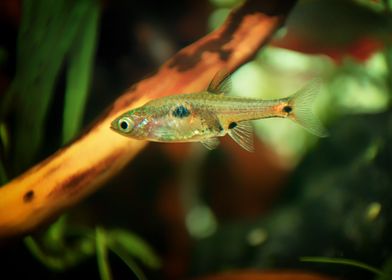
[228,121,255,152]
[200,138,220,150]
[207,69,232,95]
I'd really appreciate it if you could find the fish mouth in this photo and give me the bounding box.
[109,122,118,132]
[109,119,118,129]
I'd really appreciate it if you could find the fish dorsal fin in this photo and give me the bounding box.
[228,121,254,152]
[207,69,232,95]
[201,138,220,150]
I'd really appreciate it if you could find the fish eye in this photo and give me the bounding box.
[117,117,133,133]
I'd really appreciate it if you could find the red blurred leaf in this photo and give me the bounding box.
[272,0,386,63]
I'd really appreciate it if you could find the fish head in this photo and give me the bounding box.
[110,108,152,139]
[111,100,206,142]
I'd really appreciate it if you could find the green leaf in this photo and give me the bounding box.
[62,0,101,143]
[108,229,161,269]
[96,227,112,280]
[24,219,95,271]
[25,232,94,272]
[300,256,386,277]
[43,215,67,250]
[24,236,67,271]
[108,243,148,280]
[3,0,98,173]
[382,0,392,11]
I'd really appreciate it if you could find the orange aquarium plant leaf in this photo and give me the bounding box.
[0,0,297,238]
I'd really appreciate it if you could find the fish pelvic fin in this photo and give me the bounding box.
[286,79,329,138]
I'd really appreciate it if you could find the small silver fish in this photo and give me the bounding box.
[111,70,328,151]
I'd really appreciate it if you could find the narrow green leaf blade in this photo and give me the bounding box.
[108,243,148,280]
[96,227,112,280]
[63,0,101,143]
[108,229,161,269]
[301,256,386,277]
[5,0,92,172]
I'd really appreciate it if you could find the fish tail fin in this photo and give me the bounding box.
[286,79,329,137]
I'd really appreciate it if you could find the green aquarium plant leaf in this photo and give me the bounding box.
[62,0,100,144]
[108,243,148,280]
[2,0,100,173]
[24,233,95,271]
[0,122,9,154]
[24,224,157,279]
[24,236,66,271]
[300,256,386,277]
[108,229,161,269]
[24,217,95,271]
[96,227,112,280]
[42,215,67,250]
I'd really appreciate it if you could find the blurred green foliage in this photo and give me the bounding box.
[231,48,390,163]
[96,227,112,280]
[0,0,100,175]
[25,217,160,280]
[107,229,162,280]
[23,216,99,271]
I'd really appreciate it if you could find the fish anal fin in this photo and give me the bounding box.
[228,121,254,152]
[201,138,220,150]
[207,69,232,95]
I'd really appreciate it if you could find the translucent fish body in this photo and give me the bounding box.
[111,71,328,151]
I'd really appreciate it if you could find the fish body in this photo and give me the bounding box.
[111,70,328,151]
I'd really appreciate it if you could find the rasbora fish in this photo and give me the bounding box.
[110,70,328,151]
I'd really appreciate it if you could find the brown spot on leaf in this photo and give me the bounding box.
[48,151,123,198]
[23,190,34,203]
[48,168,97,198]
